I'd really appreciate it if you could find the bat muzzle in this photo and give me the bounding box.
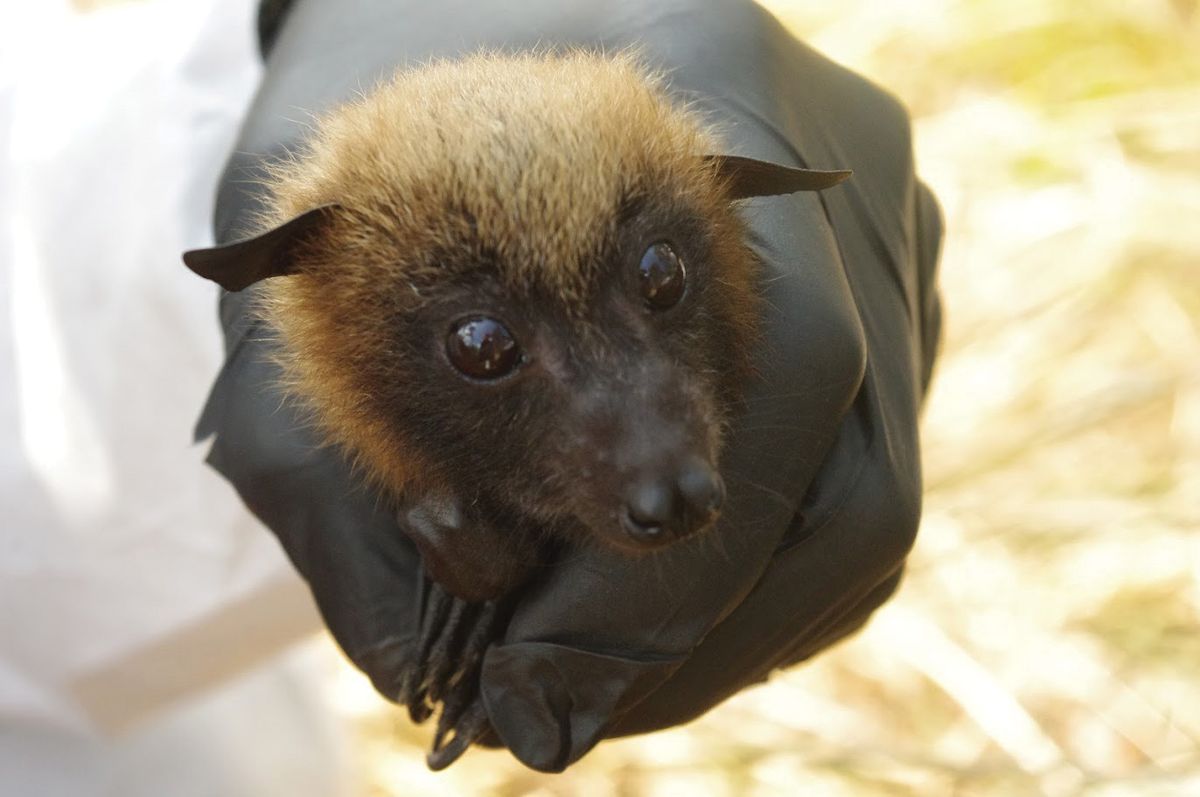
[618,455,725,546]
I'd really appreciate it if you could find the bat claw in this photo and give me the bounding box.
[402,571,510,768]
[427,701,491,771]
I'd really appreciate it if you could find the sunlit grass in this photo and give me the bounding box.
[320,1,1200,793]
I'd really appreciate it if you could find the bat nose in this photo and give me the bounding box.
[620,457,725,545]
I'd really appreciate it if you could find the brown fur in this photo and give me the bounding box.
[254,51,757,501]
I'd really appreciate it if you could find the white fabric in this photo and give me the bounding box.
[0,0,348,793]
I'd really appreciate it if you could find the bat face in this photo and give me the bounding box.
[377,191,754,551]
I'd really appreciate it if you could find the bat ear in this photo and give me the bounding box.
[704,155,851,200]
[182,204,342,292]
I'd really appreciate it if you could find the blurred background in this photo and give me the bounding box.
[8,0,1200,795]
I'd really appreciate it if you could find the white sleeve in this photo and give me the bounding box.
[0,0,328,749]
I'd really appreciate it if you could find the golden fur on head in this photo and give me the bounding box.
[256,51,754,498]
[262,51,722,299]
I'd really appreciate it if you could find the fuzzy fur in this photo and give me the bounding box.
[255,51,757,502]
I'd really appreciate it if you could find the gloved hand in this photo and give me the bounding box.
[195,0,943,773]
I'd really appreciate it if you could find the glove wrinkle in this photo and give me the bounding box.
[482,642,686,772]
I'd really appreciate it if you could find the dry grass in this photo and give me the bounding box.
[317,1,1200,793]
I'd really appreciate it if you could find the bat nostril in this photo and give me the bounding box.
[677,457,724,516]
[625,480,676,531]
[620,506,666,544]
[620,479,679,545]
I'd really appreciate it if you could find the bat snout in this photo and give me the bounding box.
[618,456,725,547]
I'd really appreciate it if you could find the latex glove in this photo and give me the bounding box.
[195,0,943,772]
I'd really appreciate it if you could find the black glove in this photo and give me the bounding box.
[195,0,942,772]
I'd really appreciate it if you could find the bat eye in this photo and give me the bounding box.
[638,242,685,309]
[446,316,521,380]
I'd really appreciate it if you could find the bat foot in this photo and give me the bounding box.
[401,573,508,768]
